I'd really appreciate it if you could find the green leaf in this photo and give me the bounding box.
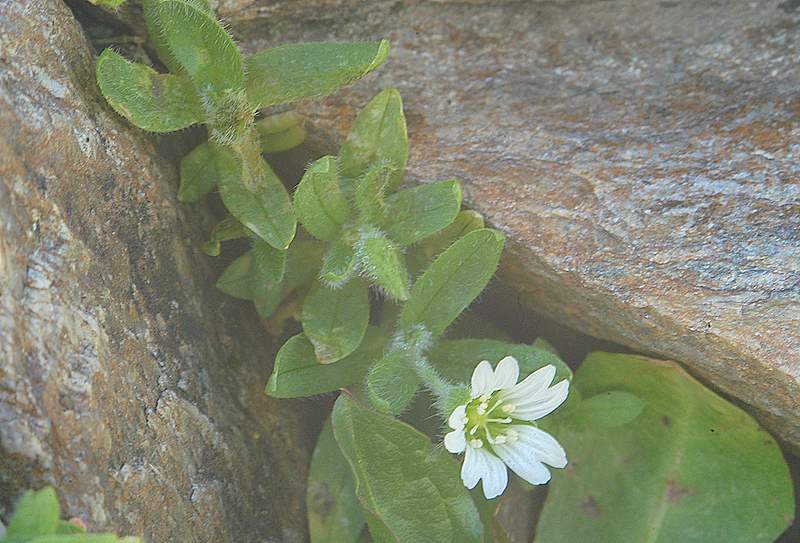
[383,180,463,245]
[307,419,366,543]
[95,49,203,132]
[55,520,86,534]
[568,390,645,429]
[214,143,296,250]
[320,241,357,288]
[407,210,485,274]
[331,395,483,543]
[179,142,217,203]
[429,338,572,384]
[398,228,504,337]
[202,216,251,256]
[152,0,243,96]
[7,487,60,538]
[294,156,350,242]
[353,164,393,224]
[215,252,253,300]
[259,125,306,153]
[251,240,287,317]
[266,329,385,398]
[365,350,419,415]
[535,352,795,543]
[355,229,410,301]
[142,0,213,75]
[302,279,370,364]
[339,89,407,189]
[246,40,389,109]
[284,240,325,293]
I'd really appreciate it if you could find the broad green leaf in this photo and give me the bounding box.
[339,89,407,189]
[265,329,385,398]
[259,124,306,153]
[246,41,389,109]
[153,1,243,96]
[202,216,251,256]
[215,252,253,299]
[302,279,369,364]
[142,0,213,75]
[251,240,287,317]
[179,142,217,203]
[383,180,462,245]
[284,240,325,293]
[320,241,357,288]
[6,487,60,538]
[307,419,365,543]
[568,390,645,429]
[331,395,483,543]
[366,350,419,415]
[257,110,306,153]
[355,230,409,301]
[353,164,393,224]
[407,210,485,274]
[294,156,350,242]
[214,144,296,250]
[535,352,795,543]
[96,49,203,132]
[398,228,504,337]
[429,338,572,384]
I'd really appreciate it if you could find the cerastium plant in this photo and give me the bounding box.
[92,4,795,542]
[96,0,387,255]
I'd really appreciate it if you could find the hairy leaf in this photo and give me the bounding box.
[365,350,419,415]
[266,329,385,398]
[246,41,389,109]
[408,210,485,274]
[153,0,243,96]
[339,89,407,189]
[214,144,296,250]
[398,228,504,337]
[294,156,350,242]
[142,0,213,75]
[331,395,483,543]
[302,279,369,364]
[308,419,366,543]
[179,141,217,203]
[320,241,357,288]
[96,49,203,132]
[356,229,409,301]
[383,180,462,245]
[535,352,795,543]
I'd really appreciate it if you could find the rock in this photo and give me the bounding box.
[0,1,315,541]
[227,0,800,449]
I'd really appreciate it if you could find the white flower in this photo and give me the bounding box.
[444,356,569,499]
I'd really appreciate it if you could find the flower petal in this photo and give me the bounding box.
[493,439,552,485]
[448,404,467,430]
[481,451,508,499]
[470,360,495,398]
[444,430,467,453]
[501,364,557,405]
[513,425,568,468]
[509,379,569,421]
[461,444,485,489]
[493,356,519,391]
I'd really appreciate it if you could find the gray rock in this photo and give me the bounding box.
[228,0,800,449]
[0,1,313,540]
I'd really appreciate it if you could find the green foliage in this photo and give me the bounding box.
[365,350,419,415]
[246,41,389,108]
[294,156,350,242]
[308,419,365,543]
[302,280,370,364]
[256,112,307,153]
[536,352,795,543]
[398,228,504,337]
[178,142,217,203]
[1,487,139,542]
[96,49,203,132]
[331,395,483,543]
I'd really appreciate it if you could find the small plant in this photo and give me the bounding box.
[95,0,388,254]
[0,487,139,542]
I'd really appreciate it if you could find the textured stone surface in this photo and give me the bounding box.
[0,1,314,540]
[227,0,800,448]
